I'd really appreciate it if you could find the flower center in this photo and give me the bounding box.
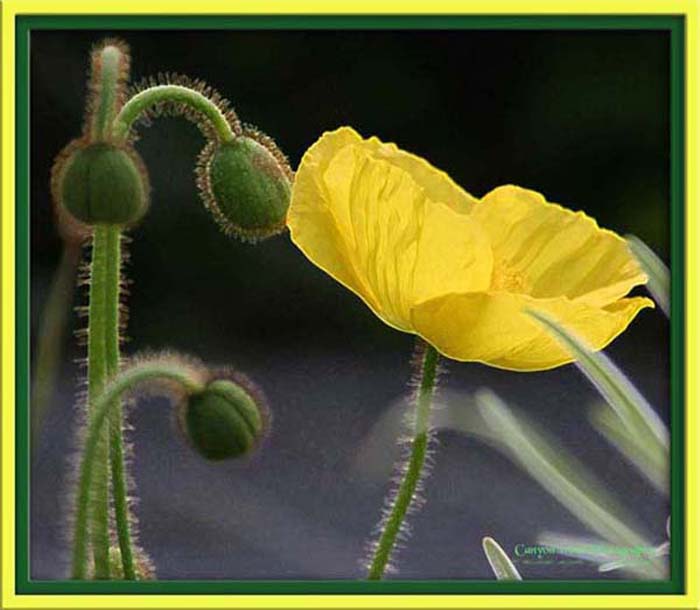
[491,259,528,294]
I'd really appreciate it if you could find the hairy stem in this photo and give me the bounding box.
[72,360,205,579]
[112,85,236,144]
[85,226,119,578]
[88,227,136,579]
[83,39,139,579]
[101,228,136,580]
[367,341,440,580]
[91,44,124,141]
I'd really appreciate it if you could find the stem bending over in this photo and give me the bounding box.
[112,85,236,144]
[72,359,206,579]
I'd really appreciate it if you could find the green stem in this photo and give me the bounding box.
[100,68,234,579]
[31,243,81,445]
[112,85,236,144]
[101,228,136,580]
[367,341,440,580]
[72,360,205,579]
[91,44,124,141]
[85,226,118,578]
[83,40,137,580]
[87,227,137,580]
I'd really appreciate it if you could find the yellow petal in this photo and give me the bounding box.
[288,127,492,331]
[472,185,647,307]
[360,134,479,215]
[410,291,653,371]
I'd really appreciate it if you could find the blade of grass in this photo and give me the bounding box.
[475,389,665,579]
[538,532,666,578]
[482,537,522,580]
[31,244,81,444]
[354,389,667,579]
[539,532,624,563]
[598,541,670,574]
[527,310,669,457]
[626,234,670,317]
[589,404,668,494]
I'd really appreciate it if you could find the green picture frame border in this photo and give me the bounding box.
[15,13,686,595]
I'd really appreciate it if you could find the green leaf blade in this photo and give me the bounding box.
[526,309,669,458]
[589,403,668,494]
[474,389,666,579]
[626,234,670,317]
[482,536,522,580]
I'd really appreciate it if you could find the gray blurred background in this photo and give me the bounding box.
[31,28,670,580]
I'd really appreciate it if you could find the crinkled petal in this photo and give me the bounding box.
[411,290,653,371]
[472,185,647,307]
[359,134,479,215]
[288,127,492,330]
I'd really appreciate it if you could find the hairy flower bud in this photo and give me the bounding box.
[180,376,268,461]
[51,139,149,226]
[197,129,292,242]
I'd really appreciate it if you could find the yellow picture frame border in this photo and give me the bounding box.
[1,1,698,608]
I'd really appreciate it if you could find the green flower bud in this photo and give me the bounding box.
[196,129,292,242]
[52,139,149,226]
[181,377,268,461]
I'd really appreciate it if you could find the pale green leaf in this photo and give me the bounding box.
[538,532,667,579]
[526,309,669,459]
[482,536,522,580]
[626,234,670,317]
[474,389,666,579]
[589,403,668,494]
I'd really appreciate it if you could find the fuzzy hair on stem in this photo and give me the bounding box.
[113,73,239,144]
[72,353,208,579]
[365,340,441,579]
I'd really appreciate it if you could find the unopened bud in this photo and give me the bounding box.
[52,139,149,226]
[180,376,268,461]
[197,129,292,242]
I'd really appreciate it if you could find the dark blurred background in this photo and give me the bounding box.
[31,28,670,580]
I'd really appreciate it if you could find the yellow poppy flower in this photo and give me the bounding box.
[287,127,653,371]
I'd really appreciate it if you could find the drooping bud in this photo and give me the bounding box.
[196,128,292,242]
[51,139,150,226]
[179,374,268,461]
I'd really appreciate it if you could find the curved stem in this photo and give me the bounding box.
[105,75,234,580]
[367,341,440,580]
[72,360,205,579]
[112,85,236,144]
